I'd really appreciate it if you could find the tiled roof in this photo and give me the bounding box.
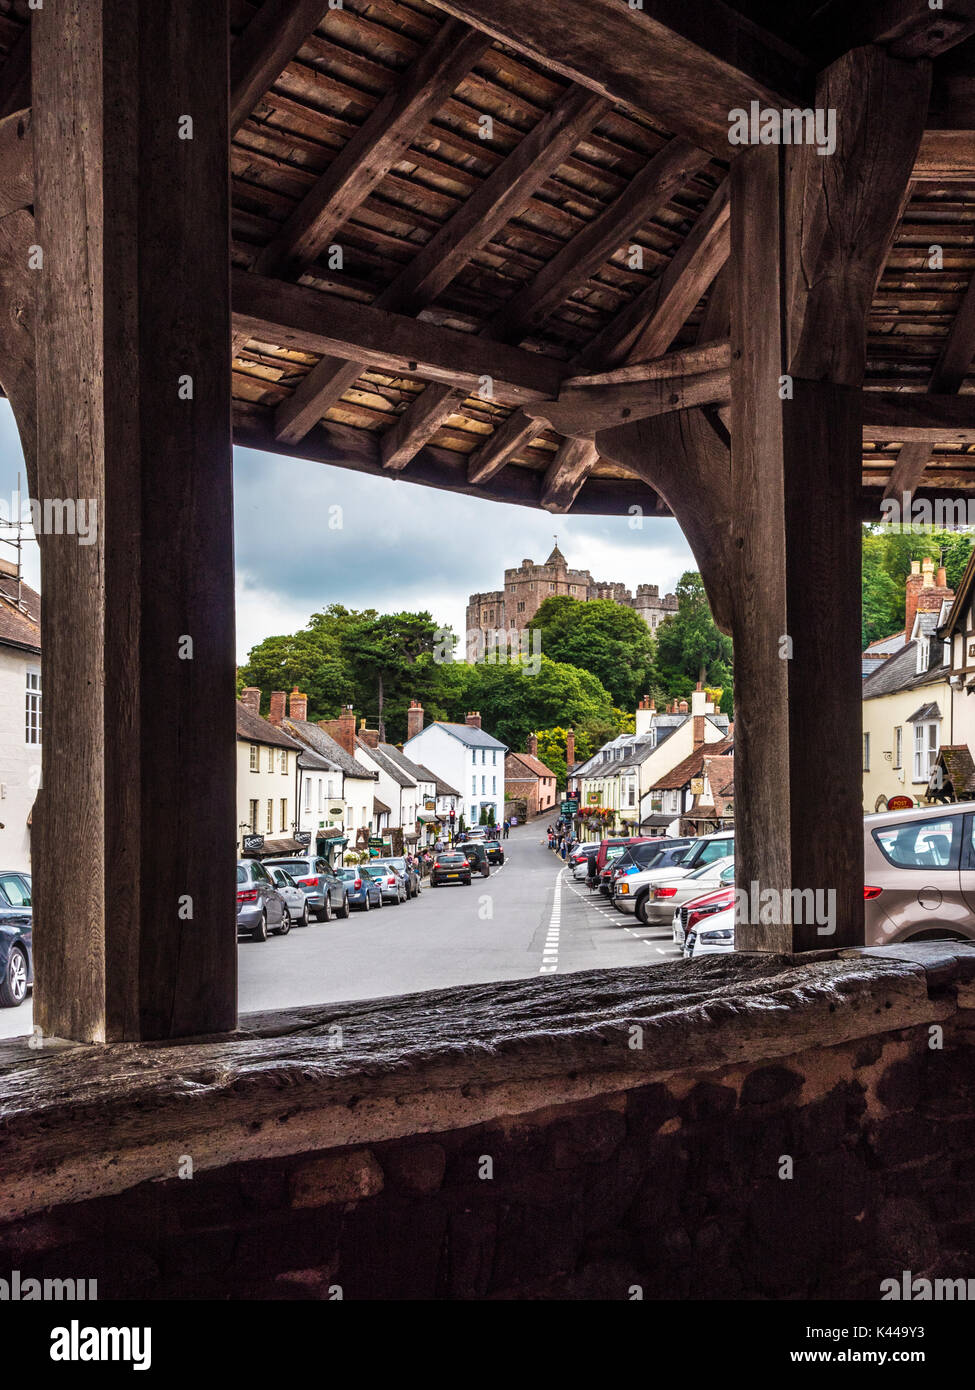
[936,745,975,795]
[283,718,377,780]
[651,736,734,791]
[236,702,303,751]
[379,742,429,783]
[420,722,507,750]
[0,574,40,654]
[507,752,558,780]
[357,740,417,787]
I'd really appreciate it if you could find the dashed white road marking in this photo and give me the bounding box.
[539,869,562,974]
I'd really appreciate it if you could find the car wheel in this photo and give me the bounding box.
[300,901,310,926]
[376,891,384,907]
[276,907,291,936]
[252,910,268,943]
[635,893,650,926]
[0,945,28,1007]
[337,894,350,919]
[320,896,332,923]
[905,927,968,942]
[362,892,370,911]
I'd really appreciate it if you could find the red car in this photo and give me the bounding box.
[672,883,735,951]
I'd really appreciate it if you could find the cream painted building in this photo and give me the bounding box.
[0,572,41,869]
[235,698,303,852]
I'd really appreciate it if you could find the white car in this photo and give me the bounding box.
[613,830,735,923]
[683,905,735,958]
[639,856,734,924]
[266,865,311,928]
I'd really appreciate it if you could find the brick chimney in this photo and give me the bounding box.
[914,557,954,632]
[465,710,481,730]
[288,687,307,722]
[566,727,575,770]
[319,704,355,756]
[268,690,286,726]
[527,731,538,757]
[407,698,424,741]
[678,698,689,715]
[904,559,923,639]
[358,717,379,749]
[691,683,706,749]
[240,686,261,715]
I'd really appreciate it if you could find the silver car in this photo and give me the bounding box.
[267,865,311,927]
[236,859,289,941]
[641,856,734,924]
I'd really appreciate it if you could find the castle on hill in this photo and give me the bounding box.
[465,543,677,661]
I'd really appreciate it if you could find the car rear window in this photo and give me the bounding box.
[268,859,310,875]
[873,818,960,869]
[438,853,465,863]
[236,865,247,884]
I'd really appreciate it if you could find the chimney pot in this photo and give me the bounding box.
[678,699,689,714]
[240,686,261,715]
[527,731,538,757]
[465,711,482,730]
[288,687,308,722]
[407,698,425,741]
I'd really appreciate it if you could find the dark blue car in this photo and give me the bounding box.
[0,871,32,1008]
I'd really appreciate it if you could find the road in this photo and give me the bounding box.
[0,822,680,1038]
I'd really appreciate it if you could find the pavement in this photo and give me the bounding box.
[0,822,681,1039]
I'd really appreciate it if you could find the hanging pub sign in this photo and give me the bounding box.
[690,777,704,795]
[424,799,436,811]
[294,830,311,846]
[242,833,264,854]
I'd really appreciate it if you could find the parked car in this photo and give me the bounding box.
[640,856,735,925]
[673,874,737,949]
[262,853,349,921]
[430,851,472,886]
[613,830,735,924]
[374,856,421,898]
[455,841,491,877]
[337,865,384,911]
[570,843,600,879]
[863,803,975,944]
[368,861,407,904]
[237,859,289,941]
[0,870,32,1007]
[483,839,505,866]
[266,866,311,928]
[683,904,736,958]
[611,837,695,882]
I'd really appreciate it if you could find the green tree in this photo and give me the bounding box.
[652,572,733,695]
[439,654,617,752]
[237,628,351,721]
[531,596,656,709]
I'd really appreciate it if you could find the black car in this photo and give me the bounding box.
[602,838,695,894]
[0,870,32,1007]
[430,852,472,886]
[455,841,490,877]
[482,839,505,865]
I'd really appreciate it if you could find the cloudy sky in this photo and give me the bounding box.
[0,401,695,661]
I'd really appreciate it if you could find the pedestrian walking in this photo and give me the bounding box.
[502,819,510,839]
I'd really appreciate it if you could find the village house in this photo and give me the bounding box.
[861,560,956,811]
[0,566,40,869]
[405,709,507,830]
[354,724,422,853]
[236,690,304,853]
[504,734,558,819]
[410,759,463,839]
[935,546,975,799]
[574,691,729,837]
[280,698,378,856]
[646,736,735,835]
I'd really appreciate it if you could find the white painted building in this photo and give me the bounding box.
[404,713,507,831]
[0,571,40,869]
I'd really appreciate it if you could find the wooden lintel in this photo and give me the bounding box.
[232,270,565,405]
[540,439,599,513]
[526,366,731,437]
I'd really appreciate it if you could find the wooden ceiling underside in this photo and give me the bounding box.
[5,0,975,515]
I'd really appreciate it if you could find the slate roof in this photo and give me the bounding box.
[282,718,377,780]
[861,642,948,700]
[907,701,942,723]
[236,702,303,751]
[357,739,417,787]
[413,763,462,799]
[419,722,507,750]
[0,574,40,654]
[379,742,429,784]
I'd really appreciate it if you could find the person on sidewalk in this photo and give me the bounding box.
[502,819,510,839]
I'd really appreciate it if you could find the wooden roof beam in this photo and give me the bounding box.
[230,0,333,135]
[272,83,609,444]
[427,0,808,158]
[863,392,975,442]
[383,136,711,474]
[808,0,975,61]
[883,269,975,499]
[232,270,565,405]
[254,20,490,280]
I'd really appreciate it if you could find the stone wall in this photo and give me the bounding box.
[0,946,973,1300]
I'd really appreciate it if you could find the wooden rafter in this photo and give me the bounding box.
[376,137,712,474]
[808,0,975,61]
[273,82,608,444]
[883,271,975,498]
[253,20,489,280]
[230,0,331,135]
[0,19,29,121]
[863,392,975,442]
